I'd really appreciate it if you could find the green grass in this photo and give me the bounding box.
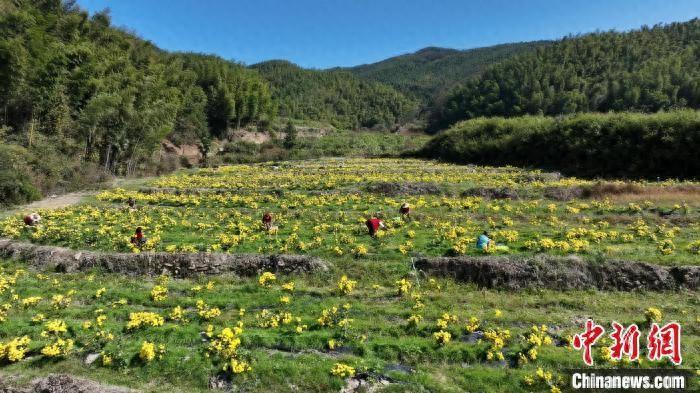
[2,159,699,265]
[1,158,699,392]
[286,131,430,158]
[214,131,430,164]
[0,258,698,392]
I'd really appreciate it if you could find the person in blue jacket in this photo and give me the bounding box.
[476,231,492,252]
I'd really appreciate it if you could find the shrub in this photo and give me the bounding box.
[283,121,297,149]
[0,145,41,206]
[421,110,700,179]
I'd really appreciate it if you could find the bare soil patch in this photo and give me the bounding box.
[0,374,134,393]
[463,187,519,200]
[20,192,92,211]
[365,182,443,196]
[583,183,700,204]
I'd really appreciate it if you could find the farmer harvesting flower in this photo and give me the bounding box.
[399,202,411,219]
[262,211,274,231]
[476,231,509,253]
[130,227,147,248]
[23,213,41,226]
[366,215,386,238]
[476,231,493,252]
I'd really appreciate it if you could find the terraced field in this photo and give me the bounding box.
[3,159,699,264]
[0,158,698,392]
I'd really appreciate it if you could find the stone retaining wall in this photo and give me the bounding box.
[0,374,134,393]
[414,255,699,291]
[0,239,328,278]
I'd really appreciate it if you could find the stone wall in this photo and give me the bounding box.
[0,374,134,393]
[0,239,328,278]
[414,254,699,291]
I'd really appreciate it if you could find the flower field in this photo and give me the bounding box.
[2,159,699,265]
[0,158,698,392]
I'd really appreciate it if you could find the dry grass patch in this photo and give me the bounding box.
[585,182,700,204]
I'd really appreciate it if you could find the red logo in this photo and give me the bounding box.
[572,320,682,366]
[647,322,682,365]
[610,322,640,361]
[572,319,605,366]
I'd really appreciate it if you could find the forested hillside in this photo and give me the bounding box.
[428,19,700,131]
[173,53,274,141]
[420,111,700,179]
[0,0,273,204]
[4,1,700,204]
[251,60,418,130]
[346,42,548,106]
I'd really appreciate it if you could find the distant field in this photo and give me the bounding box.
[215,131,431,164]
[2,159,699,265]
[0,158,698,392]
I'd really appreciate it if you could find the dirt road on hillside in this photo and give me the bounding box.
[23,191,93,209]
[1,191,94,219]
[2,177,150,217]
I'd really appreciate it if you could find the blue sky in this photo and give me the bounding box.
[75,0,700,69]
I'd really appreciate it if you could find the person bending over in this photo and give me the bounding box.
[399,202,411,219]
[366,215,386,238]
[476,231,493,252]
[23,213,41,226]
[130,227,147,248]
[262,212,274,231]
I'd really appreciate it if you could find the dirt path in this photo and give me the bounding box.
[25,191,94,210]
[1,177,154,218]
[1,191,95,219]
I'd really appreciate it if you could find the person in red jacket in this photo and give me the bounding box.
[130,227,147,248]
[262,212,273,231]
[365,215,386,238]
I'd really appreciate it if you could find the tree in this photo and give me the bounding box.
[283,121,297,149]
[0,0,279,200]
[428,19,700,131]
[0,144,40,206]
[252,60,417,130]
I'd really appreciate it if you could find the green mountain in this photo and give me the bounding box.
[345,42,549,106]
[428,19,700,131]
[251,60,418,130]
[252,42,547,129]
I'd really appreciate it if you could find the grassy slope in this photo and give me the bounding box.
[1,159,698,392]
[420,111,700,180]
[216,131,431,164]
[3,159,699,265]
[285,131,430,160]
[0,258,697,392]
